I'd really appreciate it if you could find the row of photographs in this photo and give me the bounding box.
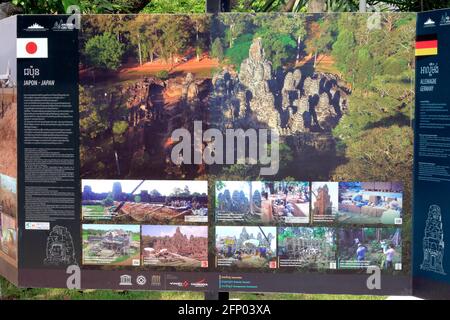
[82,180,403,226]
[82,224,402,272]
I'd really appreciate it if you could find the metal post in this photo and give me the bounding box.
[204,291,230,300]
[206,0,231,13]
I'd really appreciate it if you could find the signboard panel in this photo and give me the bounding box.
[0,12,420,296]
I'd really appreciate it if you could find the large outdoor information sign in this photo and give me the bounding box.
[0,10,446,298]
[413,9,450,299]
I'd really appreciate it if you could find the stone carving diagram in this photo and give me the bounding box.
[421,205,446,275]
[44,225,77,266]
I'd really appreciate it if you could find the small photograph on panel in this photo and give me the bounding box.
[216,226,277,269]
[82,179,208,224]
[311,182,338,223]
[277,227,336,270]
[141,225,208,268]
[82,224,141,266]
[338,227,402,271]
[337,182,403,225]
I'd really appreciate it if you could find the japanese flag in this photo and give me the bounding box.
[17,38,48,58]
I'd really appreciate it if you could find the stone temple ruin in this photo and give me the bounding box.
[144,227,207,261]
[121,72,206,130]
[284,237,322,259]
[87,229,132,257]
[211,37,349,138]
[313,184,333,216]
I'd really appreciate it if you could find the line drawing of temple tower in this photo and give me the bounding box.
[421,205,446,275]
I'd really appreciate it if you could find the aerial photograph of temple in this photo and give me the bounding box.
[78,13,414,188]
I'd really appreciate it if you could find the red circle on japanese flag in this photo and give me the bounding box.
[26,41,38,54]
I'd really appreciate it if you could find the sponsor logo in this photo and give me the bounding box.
[150,275,161,287]
[25,23,48,32]
[52,19,76,31]
[119,274,132,286]
[424,18,436,27]
[17,38,48,58]
[441,13,450,26]
[169,280,190,288]
[190,278,208,289]
[136,275,147,286]
[25,222,50,230]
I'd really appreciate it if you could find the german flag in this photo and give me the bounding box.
[416,34,438,56]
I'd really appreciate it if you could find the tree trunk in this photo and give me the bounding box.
[314,51,317,68]
[138,38,142,66]
[283,0,297,12]
[230,24,234,48]
[296,35,302,63]
[196,24,199,42]
[308,0,326,13]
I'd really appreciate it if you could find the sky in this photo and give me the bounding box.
[0,16,17,82]
[82,224,140,233]
[216,181,263,195]
[142,225,208,238]
[82,179,207,195]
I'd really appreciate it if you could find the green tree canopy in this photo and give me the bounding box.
[84,32,125,70]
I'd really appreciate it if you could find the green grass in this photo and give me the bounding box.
[132,233,140,242]
[230,292,385,300]
[0,277,385,300]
